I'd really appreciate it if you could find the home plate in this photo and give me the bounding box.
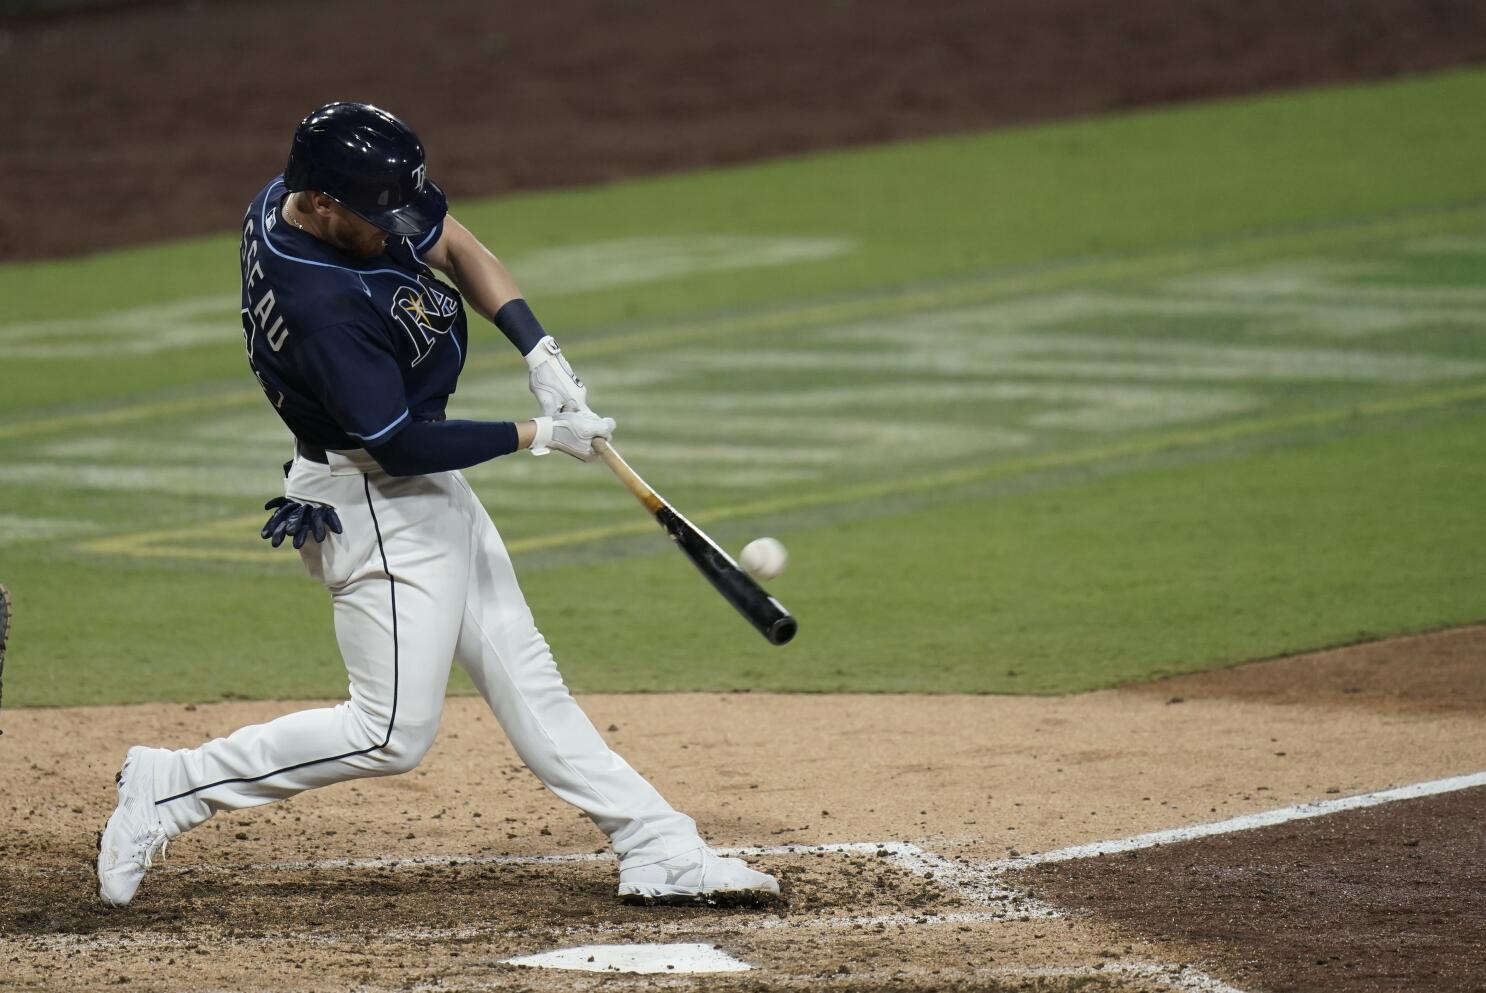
[502,942,753,974]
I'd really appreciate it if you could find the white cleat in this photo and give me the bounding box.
[96,746,170,908]
[618,846,781,906]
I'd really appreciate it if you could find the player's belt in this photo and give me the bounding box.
[295,439,330,464]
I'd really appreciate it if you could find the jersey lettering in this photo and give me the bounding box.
[241,308,285,408]
[390,279,458,366]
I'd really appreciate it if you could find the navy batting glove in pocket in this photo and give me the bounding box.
[262,496,344,549]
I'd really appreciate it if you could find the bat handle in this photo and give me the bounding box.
[593,437,665,514]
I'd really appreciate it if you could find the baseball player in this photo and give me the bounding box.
[96,102,779,909]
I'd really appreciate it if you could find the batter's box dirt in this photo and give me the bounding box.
[1014,787,1486,993]
[0,846,1000,991]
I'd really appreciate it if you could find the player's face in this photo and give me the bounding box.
[323,202,390,258]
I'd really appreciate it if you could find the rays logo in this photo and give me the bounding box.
[412,163,427,193]
[391,280,459,366]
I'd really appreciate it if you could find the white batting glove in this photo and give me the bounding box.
[526,335,588,416]
[530,409,615,462]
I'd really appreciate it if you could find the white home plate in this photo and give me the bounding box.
[503,942,752,974]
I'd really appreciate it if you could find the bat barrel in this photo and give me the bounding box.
[594,438,799,647]
[657,507,798,647]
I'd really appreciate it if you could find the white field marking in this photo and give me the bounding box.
[0,294,240,359]
[1107,963,1251,993]
[874,842,1055,914]
[1406,233,1486,254]
[0,238,855,360]
[25,245,1486,559]
[0,512,99,545]
[603,427,1025,468]
[678,337,1486,385]
[465,455,826,497]
[41,437,291,466]
[509,235,856,296]
[642,381,1263,435]
[54,377,1486,563]
[813,318,1486,382]
[0,462,276,498]
[994,963,1250,993]
[990,769,1486,871]
[1170,259,1486,305]
[1065,292,1478,338]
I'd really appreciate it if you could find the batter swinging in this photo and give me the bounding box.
[95,102,779,909]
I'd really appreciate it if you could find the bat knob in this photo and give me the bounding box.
[766,614,798,646]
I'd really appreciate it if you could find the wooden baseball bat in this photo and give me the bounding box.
[592,438,797,646]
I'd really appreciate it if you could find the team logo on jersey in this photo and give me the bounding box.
[391,280,459,366]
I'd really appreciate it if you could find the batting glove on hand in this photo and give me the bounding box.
[261,497,344,549]
[526,336,589,417]
[530,409,615,462]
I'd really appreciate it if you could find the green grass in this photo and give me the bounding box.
[3,68,1486,706]
[541,402,1486,694]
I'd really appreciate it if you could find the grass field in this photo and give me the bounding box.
[3,69,1485,706]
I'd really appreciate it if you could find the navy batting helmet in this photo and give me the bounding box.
[284,102,447,238]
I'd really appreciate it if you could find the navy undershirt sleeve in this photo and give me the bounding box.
[367,418,520,477]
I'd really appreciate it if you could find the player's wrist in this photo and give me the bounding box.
[527,416,553,454]
[524,335,563,371]
[494,298,548,356]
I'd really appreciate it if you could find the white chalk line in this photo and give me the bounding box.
[1004,963,1249,993]
[990,768,1486,871]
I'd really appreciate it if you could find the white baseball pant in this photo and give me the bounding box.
[148,449,701,866]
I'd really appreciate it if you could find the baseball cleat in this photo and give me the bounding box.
[96,746,170,908]
[617,846,781,906]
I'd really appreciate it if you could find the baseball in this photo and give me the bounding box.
[740,537,788,580]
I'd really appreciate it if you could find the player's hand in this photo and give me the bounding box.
[530,409,615,462]
[526,335,589,416]
[261,496,344,549]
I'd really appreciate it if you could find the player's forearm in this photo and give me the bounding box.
[427,216,550,355]
[442,235,524,326]
[368,418,536,476]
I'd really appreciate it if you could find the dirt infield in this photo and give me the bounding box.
[2,630,1484,991]
[1022,787,1486,993]
[4,0,1486,261]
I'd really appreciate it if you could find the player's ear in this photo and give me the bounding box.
[309,192,337,218]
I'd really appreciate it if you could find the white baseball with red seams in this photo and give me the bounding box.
[739,538,788,581]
